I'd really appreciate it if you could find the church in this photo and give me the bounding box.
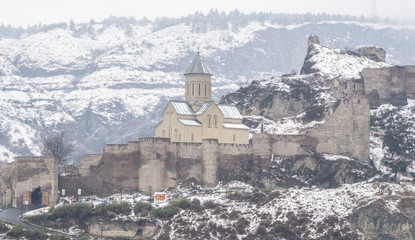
[155,53,249,144]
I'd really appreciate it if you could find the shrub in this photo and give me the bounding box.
[25,213,48,225]
[7,225,24,238]
[134,201,153,216]
[150,198,191,219]
[50,203,93,221]
[95,202,131,216]
[50,233,71,240]
[24,228,48,239]
[151,204,179,219]
[176,198,190,209]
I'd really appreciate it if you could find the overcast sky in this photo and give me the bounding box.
[1,0,414,27]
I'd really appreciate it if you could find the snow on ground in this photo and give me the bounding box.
[247,113,324,137]
[168,180,415,239]
[309,44,389,79]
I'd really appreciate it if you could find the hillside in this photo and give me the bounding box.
[1,13,415,163]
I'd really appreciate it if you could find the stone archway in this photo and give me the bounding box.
[31,187,42,205]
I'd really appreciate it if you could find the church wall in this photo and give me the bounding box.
[222,128,249,144]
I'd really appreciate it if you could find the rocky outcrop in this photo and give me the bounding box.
[357,46,386,62]
[351,198,415,240]
[220,77,316,121]
[224,153,378,189]
[300,36,320,75]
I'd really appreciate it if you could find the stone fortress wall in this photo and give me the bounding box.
[0,157,58,208]
[362,65,415,107]
[60,138,262,198]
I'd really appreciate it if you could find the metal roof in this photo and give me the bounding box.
[223,123,250,130]
[184,52,212,75]
[218,105,243,119]
[171,101,194,115]
[195,101,213,115]
[178,119,202,126]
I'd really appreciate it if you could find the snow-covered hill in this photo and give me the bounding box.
[0,13,415,163]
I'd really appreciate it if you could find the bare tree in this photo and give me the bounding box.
[42,132,75,170]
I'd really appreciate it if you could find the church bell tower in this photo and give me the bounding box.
[184,52,213,104]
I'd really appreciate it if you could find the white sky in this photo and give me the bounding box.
[1,0,414,27]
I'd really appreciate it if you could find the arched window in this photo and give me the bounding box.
[168,128,172,138]
[214,115,218,128]
[192,83,195,96]
[191,134,194,142]
[186,83,189,97]
[174,129,177,141]
[198,83,201,96]
[204,83,207,96]
[207,115,212,127]
[233,134,236,142]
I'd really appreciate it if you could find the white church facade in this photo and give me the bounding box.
[155,53,249,144]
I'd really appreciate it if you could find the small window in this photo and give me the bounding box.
[179,134,181,141]
[168,128,172,138]
[162,130,165,137]
[233,134,236,142]
[204,83,207,96]
[198,83,201,96]
[192,83,195,96]
[208,115,211,127]
[214,115,218,127]
[191,134,194,142]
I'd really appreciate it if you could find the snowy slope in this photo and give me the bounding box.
[307,44,390,79]
[0,15,415,163]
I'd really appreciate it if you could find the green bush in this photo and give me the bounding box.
[151,204,179,219]
[25,213,48,225]
[50,203,93,221]
[150,198,190,219]
[50,233,71,240]
[24,228,48,239]
[134,201,153,216]
[95,202,131,216]
[74,236,90,240]
[7,225,24,238]
[176,198,190,209]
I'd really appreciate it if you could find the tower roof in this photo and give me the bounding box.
[184,52,212,75]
